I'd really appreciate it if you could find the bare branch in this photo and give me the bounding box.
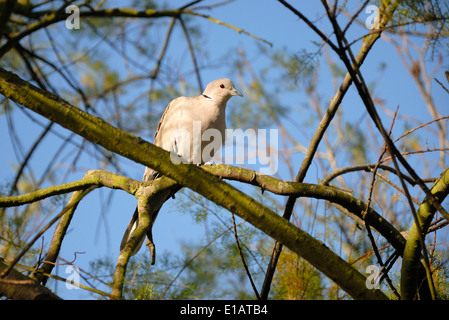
[231,212,261,300]
[321,163,417,186]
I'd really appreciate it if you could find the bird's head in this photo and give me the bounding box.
[202,78,243,102]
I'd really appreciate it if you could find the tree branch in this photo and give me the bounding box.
[1,165,407,254]
[0,186,97,281]
[401,168,449,299]
[0,170,142,207]
[0,258,61,300]
[321,163,417,186]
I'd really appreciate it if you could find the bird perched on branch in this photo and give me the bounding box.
[120,78,243,261]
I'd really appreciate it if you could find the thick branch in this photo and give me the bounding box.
[0,258,61,300]
[0,170,143,207]
[204,165,406,253]
[1,165,407,255]
[401,168,449,299]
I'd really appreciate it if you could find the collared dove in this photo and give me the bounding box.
[120,78,243,260]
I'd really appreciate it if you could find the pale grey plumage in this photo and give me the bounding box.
[120,79,242,258]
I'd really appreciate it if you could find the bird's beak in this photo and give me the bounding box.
[232,88,243,97]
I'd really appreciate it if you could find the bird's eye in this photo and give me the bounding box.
[220,84,225,89]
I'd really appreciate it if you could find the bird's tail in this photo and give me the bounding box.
[120,207,146,256]
[120,189,177,257]
[120,169,180,258]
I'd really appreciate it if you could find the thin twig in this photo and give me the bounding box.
[321,163,417,186]
[435,77,449,95]
[361,108,400,299]
[8,122,54,196]
[0,187,95,279]
[179,16,203,92]
[231,213,261,300]
[278,0,339,53]
[149,0,201,80]
[16,262,111,298]
[179,0,203,10]
[393,115,449,144]
[381,147,449,163]
[40,251,85,266]
[160,223,236,299]
[427,217,449,234]
[342,0,371,35]
[150,17,176,79]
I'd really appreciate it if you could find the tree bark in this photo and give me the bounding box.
[401,169,449,299]
[0,259,61,300]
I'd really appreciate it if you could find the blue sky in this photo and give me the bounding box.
[1,1,448,299]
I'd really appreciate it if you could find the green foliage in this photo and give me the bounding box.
[344,122,368,164]
[394,0,449,51]
[88,241,263,299]
[386,245,449,300]
[431,247,449,300]
[272,47,321,87]
[271,249,325,300]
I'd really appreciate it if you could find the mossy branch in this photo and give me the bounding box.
[1,166,406,255]
[0,258,61,300]
[401,168,449,299]
[0,170,143,207]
